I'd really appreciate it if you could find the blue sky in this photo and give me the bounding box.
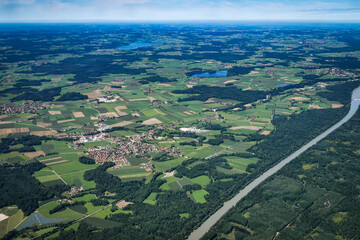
[1,0,360,22]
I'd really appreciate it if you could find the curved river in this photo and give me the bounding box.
[188,87,360,240]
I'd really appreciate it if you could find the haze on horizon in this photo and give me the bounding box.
[0,0,360,23]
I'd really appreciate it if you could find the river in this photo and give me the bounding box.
[187,86,360,240]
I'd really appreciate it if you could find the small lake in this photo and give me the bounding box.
[276,83,293,88]
[191,70,228,78]
[18,213,65,230]
[118,41,162,50]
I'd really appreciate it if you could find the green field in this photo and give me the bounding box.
[192,190,209,204]
[143,192,158,205]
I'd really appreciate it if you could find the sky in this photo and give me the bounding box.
[1,0,360,22]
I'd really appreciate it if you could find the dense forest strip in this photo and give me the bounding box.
[188,87,360,240]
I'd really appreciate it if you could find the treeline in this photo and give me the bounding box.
[79,156,95,164]
[172,85,267,104]
[49,201,86,214]
[11,87,62,102]
[246,107,348,175]
[56,92,88,101]
[0,135,46,153]
[0,162,69,215]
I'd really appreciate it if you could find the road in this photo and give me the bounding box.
[187,87,360,240]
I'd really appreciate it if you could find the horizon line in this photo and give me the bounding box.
[1,19,360,24]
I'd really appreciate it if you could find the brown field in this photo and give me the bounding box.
[109,121,133,128]
[332,104,344,108]
[129,98,149,102]
[31,130,58,136]
[308,105,324,109]
[116,111,128,116]
[229,126,262,130]
[232,108,241,111]
[205,99,216,103]
[131,113,140,117]
[0,115,9,119]
[114,106,128,114]
[224,80,236,84]
[281,111,293,115]
[73,112,85,118]
[116,200,133,209]
[0,121,14,124]
[90,116,98,120]
[186,84,196,88]
[148,97,156,101]
[260,130,271,135]
[183,111,193,115]
[0,128,29,135]
[99,112,118,118]
[46,160,68,166]
[48,111,61,115]
[57,119,75,124]
[24,151,45,159]
[143,118,163,125]
[37,122,52,127]
[40,157,62,162]
[249,70,259,75]
[85,89,104,99]
[289,107,298,110]
[53,104,64,108]
[289,97,309,101]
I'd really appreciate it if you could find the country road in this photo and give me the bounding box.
[187,86,360,240]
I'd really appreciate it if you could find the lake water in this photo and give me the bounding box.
[276,83,293,88]
[118,41,162,50]
[191,70,228,78]
[18,213,65,230]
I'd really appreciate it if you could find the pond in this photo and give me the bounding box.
[18,213,65,230]
[117,41,162,50]
[276,83,293,88]
[191,70,227,78]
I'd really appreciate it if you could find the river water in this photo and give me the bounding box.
[188,87,360,240]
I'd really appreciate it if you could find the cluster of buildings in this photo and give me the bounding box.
[328,67,359,77]
[76,132,109,143]
[160,146,182,157]
[140,162,153,171]
[88,146,130,168]
[64,186,84,196]
[151,100,171,106]
[0,102,47,114]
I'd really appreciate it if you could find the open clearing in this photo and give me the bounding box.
[229,126,262,130]
[85,89,104,99]
[109,121,133,128]
[31,130,58,136]
[0,214,8,222]
[37,122,52,127]
[24,151,45,159]
[143,118,162,125]
[48,111,61,115]
[0,128,29,135]
[73,112,85,118]
[99,112,118,118]
[57,119,75,124]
